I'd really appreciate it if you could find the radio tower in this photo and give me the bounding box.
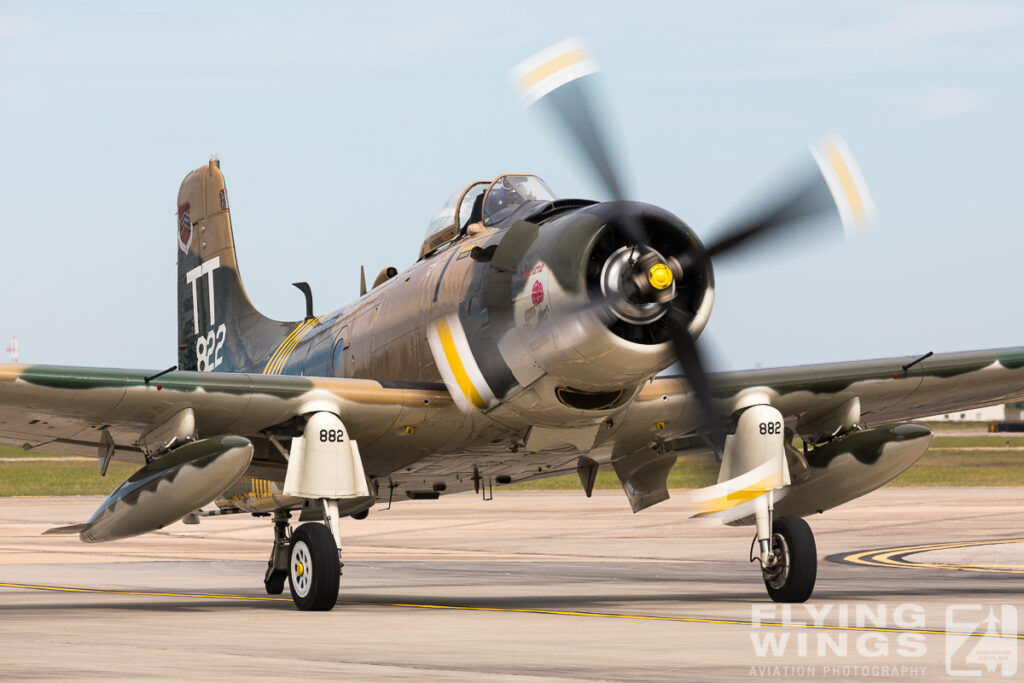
[6,334,19,363]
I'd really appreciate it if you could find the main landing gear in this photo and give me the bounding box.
[757,514,817,603]
[264,411,369,610]
[720,398,817,603]
[264,510,342,611]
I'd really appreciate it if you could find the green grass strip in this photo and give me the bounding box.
[0,460,136,496]
[4,432,1024,496]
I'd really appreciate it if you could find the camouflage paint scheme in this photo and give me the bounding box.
[2,160,1022,523]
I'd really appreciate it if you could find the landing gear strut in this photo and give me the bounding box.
[759,514,817,603]
[272,411,364,610]
[718,397,816,602]
[264,509,342,610]
[264,510,290,595]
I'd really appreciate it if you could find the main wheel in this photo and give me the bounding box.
[288,523,340,611]
[763,515,817,603]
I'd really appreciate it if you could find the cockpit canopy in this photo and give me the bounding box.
[420,174,556,259]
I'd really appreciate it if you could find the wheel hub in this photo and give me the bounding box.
[290,540,313,598]
[762,531,791,590]
[599,246,677,324]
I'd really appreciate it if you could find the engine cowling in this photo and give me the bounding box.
[501,201,714,394]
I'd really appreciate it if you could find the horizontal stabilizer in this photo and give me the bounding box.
[43,523,89,536]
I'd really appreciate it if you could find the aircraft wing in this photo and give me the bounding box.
[4,347,1022,507]
[631,347,1024,442]
[719,346,1024,425]
[0,364,452,464]
[5,347,1023,465]
[579,346,1024,516]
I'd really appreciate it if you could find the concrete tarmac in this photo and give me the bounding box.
[1,489,1022,681]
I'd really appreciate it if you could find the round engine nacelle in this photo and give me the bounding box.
[504,201,714,395]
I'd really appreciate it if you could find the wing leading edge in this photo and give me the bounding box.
[641,346,1024,432]
[0,363,454,465]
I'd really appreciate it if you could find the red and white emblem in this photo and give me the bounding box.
[531,280,545,306]
[178,202,192,253]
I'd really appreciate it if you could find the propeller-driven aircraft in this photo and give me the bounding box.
[3,40,1022,611]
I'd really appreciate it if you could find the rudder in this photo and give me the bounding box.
[177,157,294,373]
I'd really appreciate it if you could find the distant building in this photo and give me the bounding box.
[922,404,1006,422]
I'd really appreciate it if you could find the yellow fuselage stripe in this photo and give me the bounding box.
[262,317,322,375]
[436,319,485,409]
[262,323,306,374]
[825,142,866,225]
[267,322,310,374]
[271,322,307,368]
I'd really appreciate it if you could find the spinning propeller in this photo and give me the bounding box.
[512,38,875,439]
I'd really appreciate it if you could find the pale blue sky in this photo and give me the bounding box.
[1,1,1022,371]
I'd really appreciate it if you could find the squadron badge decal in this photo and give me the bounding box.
[178,203,192,253]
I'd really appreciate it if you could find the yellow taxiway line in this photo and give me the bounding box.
[842,538,1024,574]
[1,581,1020,640]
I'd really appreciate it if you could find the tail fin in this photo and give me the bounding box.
[177,158,294,372]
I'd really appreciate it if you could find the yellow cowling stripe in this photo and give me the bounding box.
[824,141,866,226]
[436,319,486,410]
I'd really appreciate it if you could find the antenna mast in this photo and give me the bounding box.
[5,334,19,363]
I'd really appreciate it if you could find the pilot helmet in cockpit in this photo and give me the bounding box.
[489,176,525,214]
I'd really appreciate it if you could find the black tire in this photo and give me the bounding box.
[763,515,817,603]
[288,523,340,611]
[264,569,286,595]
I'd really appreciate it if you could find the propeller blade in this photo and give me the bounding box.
[512,42,875,452]
[512,39,626,201]
[682,459,789,524]
[693,136,875,267]
[666,304,723,440]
